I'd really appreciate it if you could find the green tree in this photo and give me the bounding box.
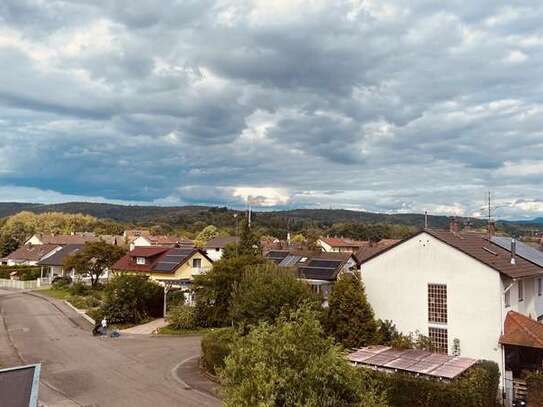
[291,233,306,243]
[238,218,261,256]
[230,263,319,327]
[0,234,19,257]
[193,255,267,327]
[325,274,379,349]
[64,241,126,287]
[194,225,219,248]
[221,305,388,407]
[99,275,163,324]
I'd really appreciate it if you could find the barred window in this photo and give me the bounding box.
[429,327,448,354]
[428,284,447,323]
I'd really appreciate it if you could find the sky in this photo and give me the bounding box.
[1,1,543,220]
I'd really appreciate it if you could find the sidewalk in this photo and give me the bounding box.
[174,355,222,400]
[120,318,167,334]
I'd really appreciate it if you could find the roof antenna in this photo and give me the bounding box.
[424,211,428,229]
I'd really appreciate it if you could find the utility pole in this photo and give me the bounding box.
[424,211,428,229]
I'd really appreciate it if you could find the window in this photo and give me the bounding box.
[505,290,511,307]
[538,278,542,296]
[428,284,447,324]
[429,327,448,354]
[215,248,220,252]
[192,258,202,268]
[136,257,145,265]
[518,280,524,302]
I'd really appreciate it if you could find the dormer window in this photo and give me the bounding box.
[136,257,146,265]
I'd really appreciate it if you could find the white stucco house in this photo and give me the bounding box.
[359,225,543,405]
[129,235,194,251]
[204,236,238,261]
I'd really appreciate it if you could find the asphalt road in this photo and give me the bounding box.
[0,289,221,407]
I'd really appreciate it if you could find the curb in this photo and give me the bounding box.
[171,355,222,402]
[62,300,96,325]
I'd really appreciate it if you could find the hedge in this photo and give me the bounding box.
[527,373,543,407]
[201,327,236,376]
[361,360,499,407]
[0,265,42,280]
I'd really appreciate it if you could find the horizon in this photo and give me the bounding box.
[2,2,543,220]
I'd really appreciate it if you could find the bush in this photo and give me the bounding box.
[362,360,499,407]
[167,305,196,330]
[99,275,163,324]
[52,276,72,288]
[0,269,10,279]
[229,263,319,328]
[18,268,42,281]
[527,372,543,406]
[201,327,236,376]
[167,290,186,309]
[68,282,90,296]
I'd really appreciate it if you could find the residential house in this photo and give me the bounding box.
[0,244,61,266]
[358,223,543,405]
[112,247,213,304]
[129,235,194,251]
[317,237,367,253]
[265,250,358,302]
[25,233,98,246]
[204,236,239,261]
[37,244,85,280]
[353,239,400,265]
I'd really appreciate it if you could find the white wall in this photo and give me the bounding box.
[130,236,151,251]
[506,277,543,321]
[205,248,224,261]
[362,232,504,377]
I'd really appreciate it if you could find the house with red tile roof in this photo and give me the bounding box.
[317,236,366,253]
[112,247,213,304]
[359,220,543,405]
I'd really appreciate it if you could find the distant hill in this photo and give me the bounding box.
[508,218,543,225]
[0,201,489,230]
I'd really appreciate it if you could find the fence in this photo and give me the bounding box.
[0,278,51,289]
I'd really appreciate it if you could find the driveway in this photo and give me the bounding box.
[0,289,221,407]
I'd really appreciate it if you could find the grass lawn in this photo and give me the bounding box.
[157,325,216,336]
[36,288,72,301]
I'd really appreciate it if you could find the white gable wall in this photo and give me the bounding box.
[362,232,504,376]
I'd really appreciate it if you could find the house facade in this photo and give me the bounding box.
[204,236,238,261]
[360,227,543,405]
[1,244,61,266]
[129,235,194,251]
[37,244,86,280]
[318,237,365,253]
[112,247,213,304]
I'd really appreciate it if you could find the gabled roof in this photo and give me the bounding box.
[4,244,60,262]
[500,311,543,349]
[319,237,365,248]
[359,229,543,279]
[264,250,352,281]
[113,247,211,274]
[30,234,98,245]
[354,239,401,264]
[204,236,238,249]
[37,244,84,266]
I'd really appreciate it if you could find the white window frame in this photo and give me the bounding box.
[192,258,202,268]
[136,257,146,265]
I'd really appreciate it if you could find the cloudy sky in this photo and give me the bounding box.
[1,0,543,219]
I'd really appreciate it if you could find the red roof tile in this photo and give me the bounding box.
[4,244,60,261]
[129,247,169,257]
[500,311,543,349]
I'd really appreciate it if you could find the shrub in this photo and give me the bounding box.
[324,273,379,349]
[0,269,10,279]
[67,295,89,309]
[68,282,90,296]
[201,327,236,376]
[167,305,196,330]
[52,276,72,288]
[167,290,185,309]
[220,305,388,407]
[229,263,319,328]
[362,360,499,407]
[99,275,163,324]
[18,268,42,281]
[527,372,543,406]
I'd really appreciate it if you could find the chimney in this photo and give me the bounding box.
[449,218,460,233]
[510,238,516,265]
[287,232,291,245]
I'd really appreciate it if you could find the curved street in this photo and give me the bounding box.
[0,289,221,407]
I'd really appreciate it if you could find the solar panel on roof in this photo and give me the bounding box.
[279,255,302,267]
[153,262,178,272]
[491,236,543,268]
[308,260,341,268]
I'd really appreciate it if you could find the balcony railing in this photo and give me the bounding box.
[191,267,211,276]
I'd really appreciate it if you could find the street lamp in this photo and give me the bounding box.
[163,281,174,318]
